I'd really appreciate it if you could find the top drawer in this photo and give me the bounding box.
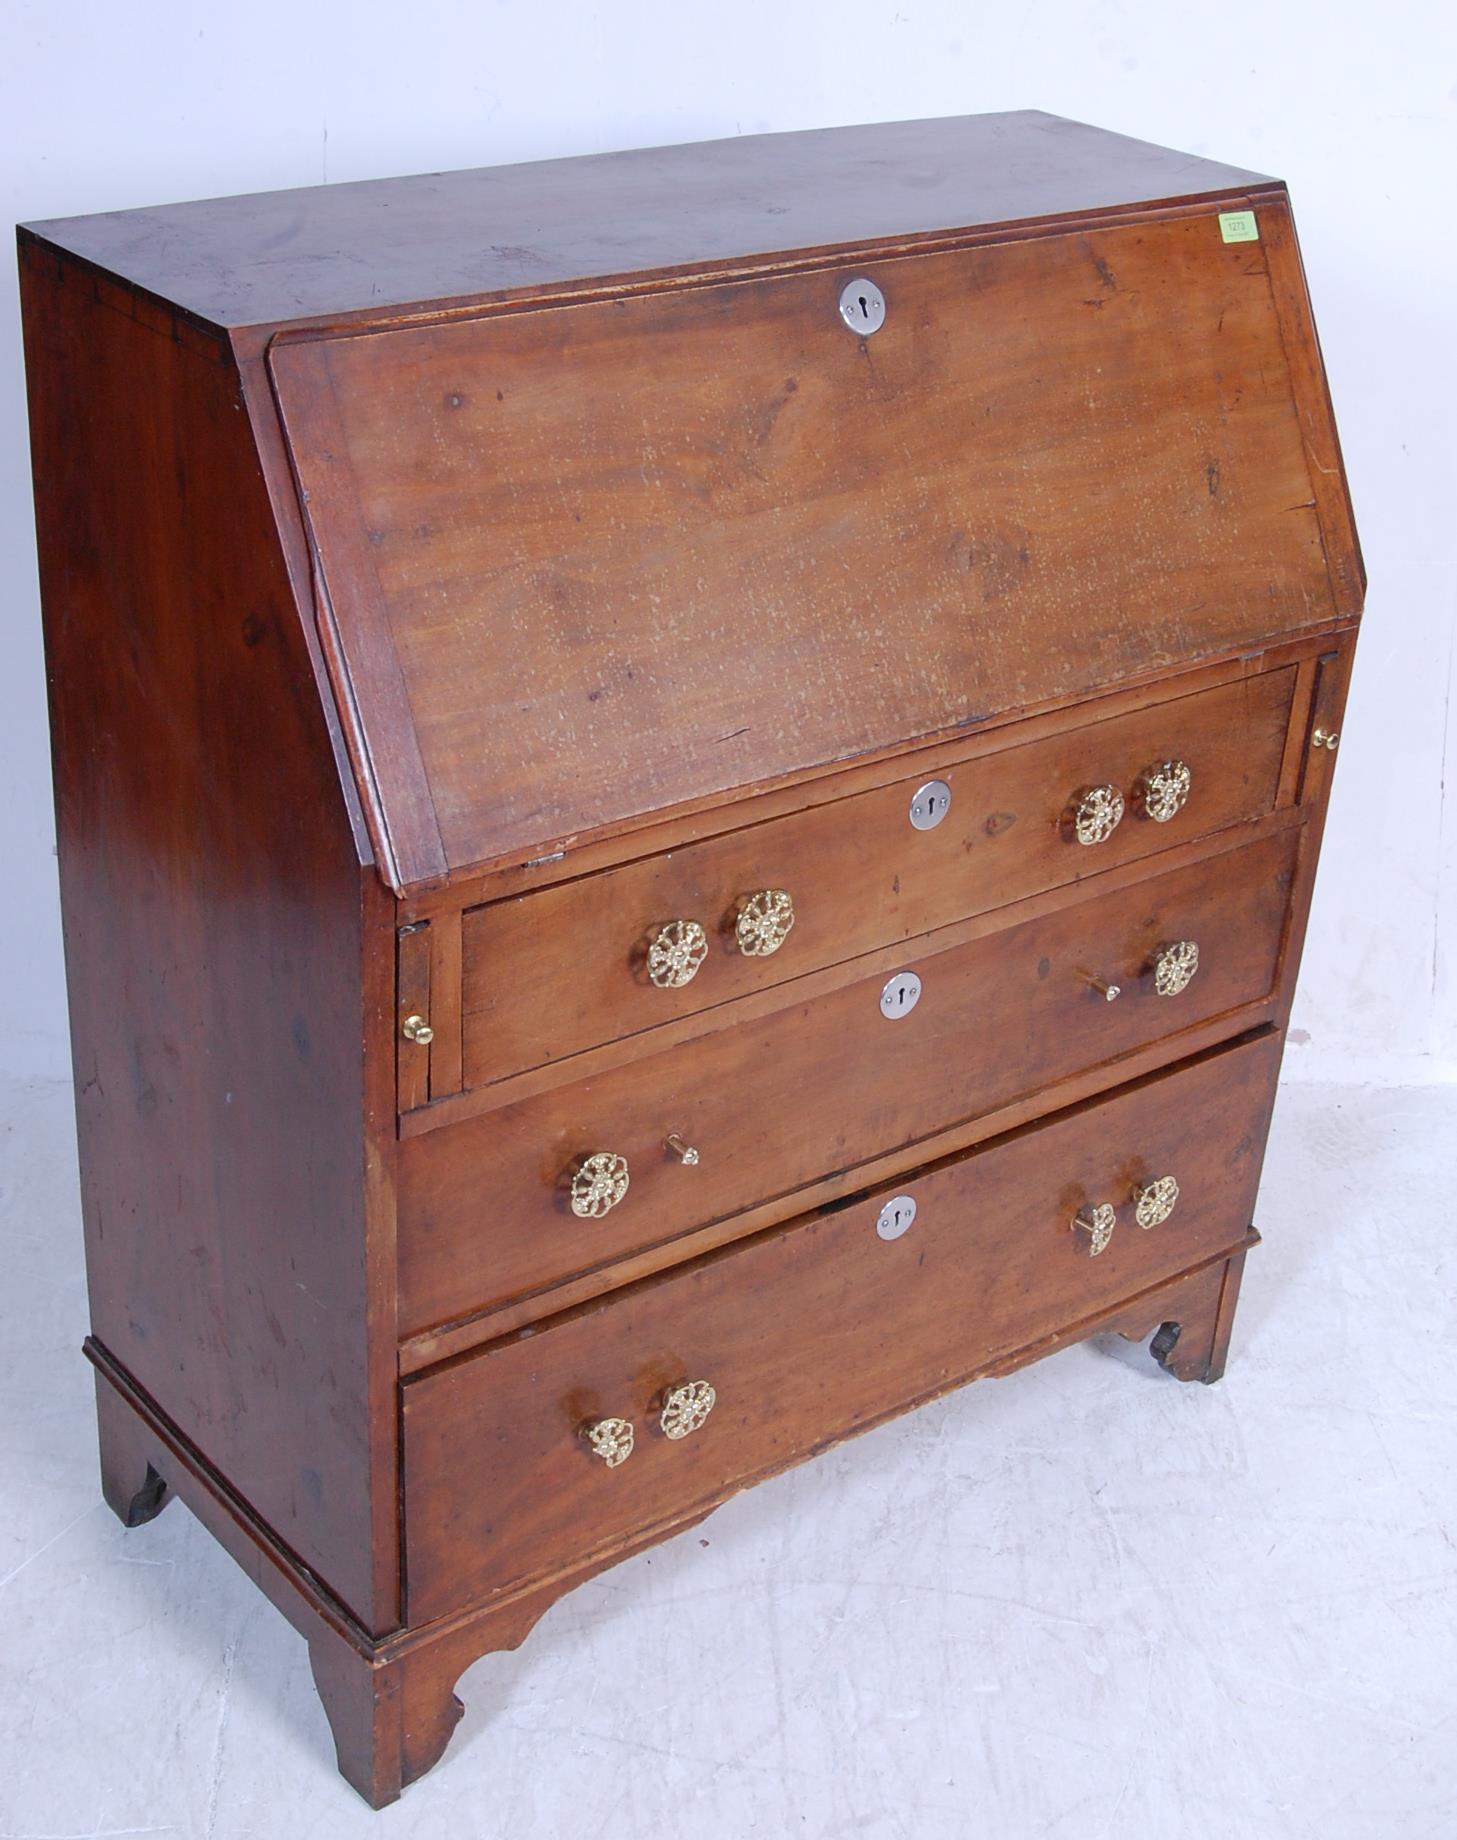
[449,665,1294,1094]
[273,206,1340,892]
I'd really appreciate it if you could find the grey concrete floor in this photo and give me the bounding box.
[1,1073,1453,1839]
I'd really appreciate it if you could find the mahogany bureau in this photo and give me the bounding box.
[18,112,1361,1805]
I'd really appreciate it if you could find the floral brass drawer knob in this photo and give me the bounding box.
[647,918,709,989]
[1139,759,1192,823]
[1072,1202,1117,1256]
[735,889,796,957]
[1135,1174,1180,1229]
[581,1416,635,1468]
[570,1151,631,1218]
[1153,939,1200,997]
[659,1379,717,1439]
[1072,784,1125,846]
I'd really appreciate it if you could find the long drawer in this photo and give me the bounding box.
[454,665,1296,1093]
[399,825,1297,1334]
[402,1030,1281,1621]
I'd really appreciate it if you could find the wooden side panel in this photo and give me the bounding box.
[274,207,1338,886]
[399,826,1298,1333]
[402,1031,1282,1620]
[1260,197,1365,613]
[19,240,396,1632]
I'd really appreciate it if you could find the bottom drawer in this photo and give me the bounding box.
[402,1031,1282,1622]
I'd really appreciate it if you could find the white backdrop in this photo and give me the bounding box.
[2,0,1453,1085]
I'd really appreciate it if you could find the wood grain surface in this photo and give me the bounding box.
[19,111,1363,1804]
[401,1031,1282,1620]
[456,663,1297,1091]
[22,112,1275,331]
[399,826,1297,1333]
[273,207,1336,888]
[19,246,398,1630]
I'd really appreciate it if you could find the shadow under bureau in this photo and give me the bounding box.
[18,111,1361,1806]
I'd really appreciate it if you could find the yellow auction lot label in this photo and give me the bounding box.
[1219,210,1260,243]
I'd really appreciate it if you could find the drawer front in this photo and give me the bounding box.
[399,826,1296,1334]
[456,665,1297,1093]
[402,1031,1282,1621]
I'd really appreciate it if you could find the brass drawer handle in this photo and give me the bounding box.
[647,919,709,989]
[1072,1202,1117,1257]
[570,1152,630,1218]
[735,889,796,957]
[1134,1175,1180,1229]
[1152,939,1200,997]
[1312,727,1340,751]
[581,1417,635,1467]
[664,1133,699,1165]
[1071,784,1125,846]
[659,1379,717,1439]
[401,1013,434,1045]
[1138,759,1192,823]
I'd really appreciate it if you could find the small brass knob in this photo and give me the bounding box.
[659,1379,716,1440]
[1079,970,1122,1002]
[581,1417,635,1467]
[1138,759,1192,824]
[401,1014,434,1045]
[570,1152,630,1219]
[735,889,796,957]
[1073,1202,1117,1257]
[647,919,709,989]
[664,1133,699,1165]
[1312,727,1340,752]
[1134,1175,1180,1229]
[1071,784,1125,846]
[1152,939,1200,998]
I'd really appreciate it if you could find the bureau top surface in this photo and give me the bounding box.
[20,111,1274,330]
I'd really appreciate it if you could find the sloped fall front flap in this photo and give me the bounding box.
[269,201,1358,895]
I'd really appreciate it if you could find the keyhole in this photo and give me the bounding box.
[876,1193,918,1240]
[880,971,923,1018]
[910,779,952,831]
[839,278,885,337]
